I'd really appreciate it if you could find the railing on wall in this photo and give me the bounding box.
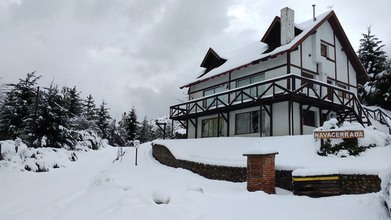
[170,74,371,127]
[362,106,391,133]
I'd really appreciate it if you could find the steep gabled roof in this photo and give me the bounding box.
[198,48,227,78]
[181,10,369,89]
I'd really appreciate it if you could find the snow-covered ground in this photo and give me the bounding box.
[1,142,390,220]
[154,135,391,175]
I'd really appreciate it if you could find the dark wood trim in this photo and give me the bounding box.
[288,100,292,135]
[299,44,303,70]
[321,39,334,47]
[334,34,338,83]
[287,52,291,74]
[326,57,336,62]
[270,104,273,136]
[226,113,230,137]
[195,118,198,138]
[291,64,319,76]
[300,103,303,135]
[259,105,262,137]
[346,57,351,90]
[217,114,220,137]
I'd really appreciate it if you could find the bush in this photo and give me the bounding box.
[318,138,375,157]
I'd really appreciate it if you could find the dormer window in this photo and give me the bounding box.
[320,43,328,57]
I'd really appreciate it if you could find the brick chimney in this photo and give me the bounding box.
[280,7,295,45]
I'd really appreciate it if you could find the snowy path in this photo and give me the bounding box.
[0,144,389,220]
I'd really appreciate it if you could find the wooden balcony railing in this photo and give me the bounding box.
[170,74,371,126]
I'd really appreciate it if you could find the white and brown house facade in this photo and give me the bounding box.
[170,7,370,138]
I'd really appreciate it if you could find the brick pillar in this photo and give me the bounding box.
[243,152,278,194]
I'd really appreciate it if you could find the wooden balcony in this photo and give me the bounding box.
[170,74,371,127]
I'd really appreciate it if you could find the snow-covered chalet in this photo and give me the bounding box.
[169,7,370,138]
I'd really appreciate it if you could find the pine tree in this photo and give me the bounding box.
[357,27,389,107]
[84,94,97,121]
[358,27,387,78]
[0,72,41,142]
[34,84,76,148]
[127,108,139,141]
[96,101,112,139]
[139,117,154,143]
[0,77,7,105]
[62,86,83,117]
[118,108,139,143]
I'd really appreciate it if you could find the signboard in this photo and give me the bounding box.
[313,130,364,139]
[133,140,140,148]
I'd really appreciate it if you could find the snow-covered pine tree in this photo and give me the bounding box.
[0,77,8,105]
[138,117,154,143]
[96,101,112,139]
[118,108,139,144]
[357,27,389,107]
[62,86,83,117]
[127,108,139,142]
[35,83,76,148]
[84,94,98,121]
[358,27,387,78]
[0,72,41,143]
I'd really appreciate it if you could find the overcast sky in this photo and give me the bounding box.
[1,0,390,121]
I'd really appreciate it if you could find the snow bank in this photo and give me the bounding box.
[0,140,77,171]
[0,130,109,172]
[153,134,391,175]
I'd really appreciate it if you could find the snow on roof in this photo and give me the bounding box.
[181,11,332,88]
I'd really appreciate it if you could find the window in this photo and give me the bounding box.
[202,117,225,137]
[337,84,348,98]
[203,85,226,108]
[301,72,314,88]
[236,73,265,99]
[303,110,316,127]
[235,111,260,134]
[321,44,328,57]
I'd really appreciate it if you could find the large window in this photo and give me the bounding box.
[203,86,226,108]
[202,117,225,137]
[235,111,260,134]
[236,74,265,99]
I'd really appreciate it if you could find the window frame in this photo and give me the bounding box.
[201,117,224,138]
[320,43,328,58]
[235,110,260,135]
[203,85,226,108]
[235,73,265,99]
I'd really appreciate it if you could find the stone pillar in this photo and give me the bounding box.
[243,152,278,194]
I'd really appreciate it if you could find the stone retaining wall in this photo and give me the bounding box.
[152,143,381,194]
[340,174,381,194]
[152,144,246,182]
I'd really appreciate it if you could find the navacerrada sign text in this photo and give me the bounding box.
[313,130,364,139]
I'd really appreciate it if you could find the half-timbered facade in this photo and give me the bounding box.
[170,7,370,138]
